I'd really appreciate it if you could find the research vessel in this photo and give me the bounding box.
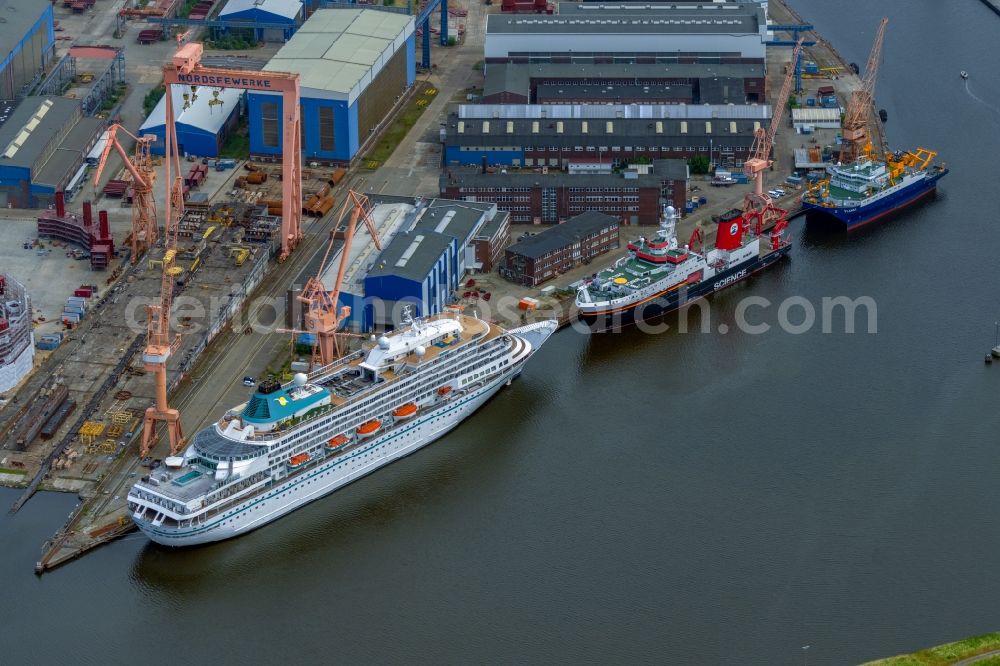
[127,310,558,546]
[801,147,948,229]
[575,205,790,332]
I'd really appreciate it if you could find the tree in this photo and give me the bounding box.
[688,154,710,175]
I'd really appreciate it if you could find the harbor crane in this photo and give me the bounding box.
[297,190,381,368]
[91,123,158,260]
[162,43,303,261]
[139,83,189,458]
[742,37,806,215]
[841,17,888,164]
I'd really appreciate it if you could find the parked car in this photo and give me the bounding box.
[243,376,256,386]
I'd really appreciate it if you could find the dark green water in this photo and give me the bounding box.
[4,2,1000,663]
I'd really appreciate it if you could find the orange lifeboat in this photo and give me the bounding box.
[356,419,382,438]
[437,385,452,396]
[287,452,311,469]
[325,434,349,452]
[393,403,418,420]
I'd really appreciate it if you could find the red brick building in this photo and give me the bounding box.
[501,211,620,286]
[440,159,688,225]
[471,210,511,272]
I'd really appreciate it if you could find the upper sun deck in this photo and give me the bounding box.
[216,312,502,441]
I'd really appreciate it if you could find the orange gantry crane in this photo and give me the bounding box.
[297,190,382,368]
[840,17,888,164]
[92,123,158,260]
[163,43,303,261]
[742,37,805,215]
[139,143,184,458]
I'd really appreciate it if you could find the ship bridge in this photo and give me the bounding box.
[360,317,466,372]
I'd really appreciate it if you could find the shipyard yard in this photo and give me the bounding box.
[2,0,999,664]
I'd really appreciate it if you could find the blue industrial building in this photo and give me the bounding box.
[0,1,56,100]
[248,8,416,164]
[140,85,244,158]
[219,0,303,41]
[303,197,504,332]
[360,197,501,329]
[0,96,103,208]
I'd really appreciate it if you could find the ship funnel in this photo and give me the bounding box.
[714,209,745,251]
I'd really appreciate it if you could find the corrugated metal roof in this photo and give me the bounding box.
[791,108,841,122]
[0,97,81,170]
[140,85,244,135]
[219,0,302,21]
[0,1,49,56]
[457,103,772,120]
[264,8,414,103]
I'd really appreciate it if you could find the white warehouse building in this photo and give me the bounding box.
[484,2,768,63]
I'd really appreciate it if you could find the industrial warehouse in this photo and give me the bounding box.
[440,159,689,225]
[0,2,56,100]
[443,104,770,170]
[289,195,510,332]
[140,84,244,157]
[249,8,416,164]
[482,61,766,105]
[0,96,103,208]
[484,2,768,64]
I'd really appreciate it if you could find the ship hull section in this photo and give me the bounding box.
[134,367,525,546]
[803,169,947,230]
[577,245,790,333]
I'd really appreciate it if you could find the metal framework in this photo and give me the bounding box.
[37,46,126,115]
[765,24,814,93]
[162,42,302,261]
[298,191,381,366]
[841,17,888,164]
[91,123,158,260]
[742,38,804,215]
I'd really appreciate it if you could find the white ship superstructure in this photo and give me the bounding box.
[0,275,34,394]
[128,310,557,546]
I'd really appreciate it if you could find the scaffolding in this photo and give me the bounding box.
[78,421,106,445]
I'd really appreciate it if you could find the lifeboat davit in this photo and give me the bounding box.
[393,402,418,420]
[325,434,349,451]
[437,385,452,396]
[357,419,382,438]
[287,452,311,469]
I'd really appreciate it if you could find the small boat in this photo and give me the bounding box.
[437,385,452,396]
[961,70,968,79]
[287,452,311,469]
[357,419,381,438]
[325,434,349,451]
[393,402,418,420]
[991,322,1000,359]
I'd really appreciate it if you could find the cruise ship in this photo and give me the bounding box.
[576,205,790,332]
[801,147,948,229]
[127,310,557,546]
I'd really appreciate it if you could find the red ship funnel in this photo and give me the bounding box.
[83,200,93,228]
[714,209,745,251]
[55,191,65,217]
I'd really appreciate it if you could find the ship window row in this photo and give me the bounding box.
[294,344,506,449]
[267,346,500,458]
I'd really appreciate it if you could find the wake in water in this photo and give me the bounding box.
[964,78,1000,118]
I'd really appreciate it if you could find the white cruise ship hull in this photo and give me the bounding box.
[133,321,556,546]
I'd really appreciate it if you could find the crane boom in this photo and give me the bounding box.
[841,17,888,162]
[298,190,382,368]
[743,37,804,212]
[91,122,158,261]
[92,124,149,190]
